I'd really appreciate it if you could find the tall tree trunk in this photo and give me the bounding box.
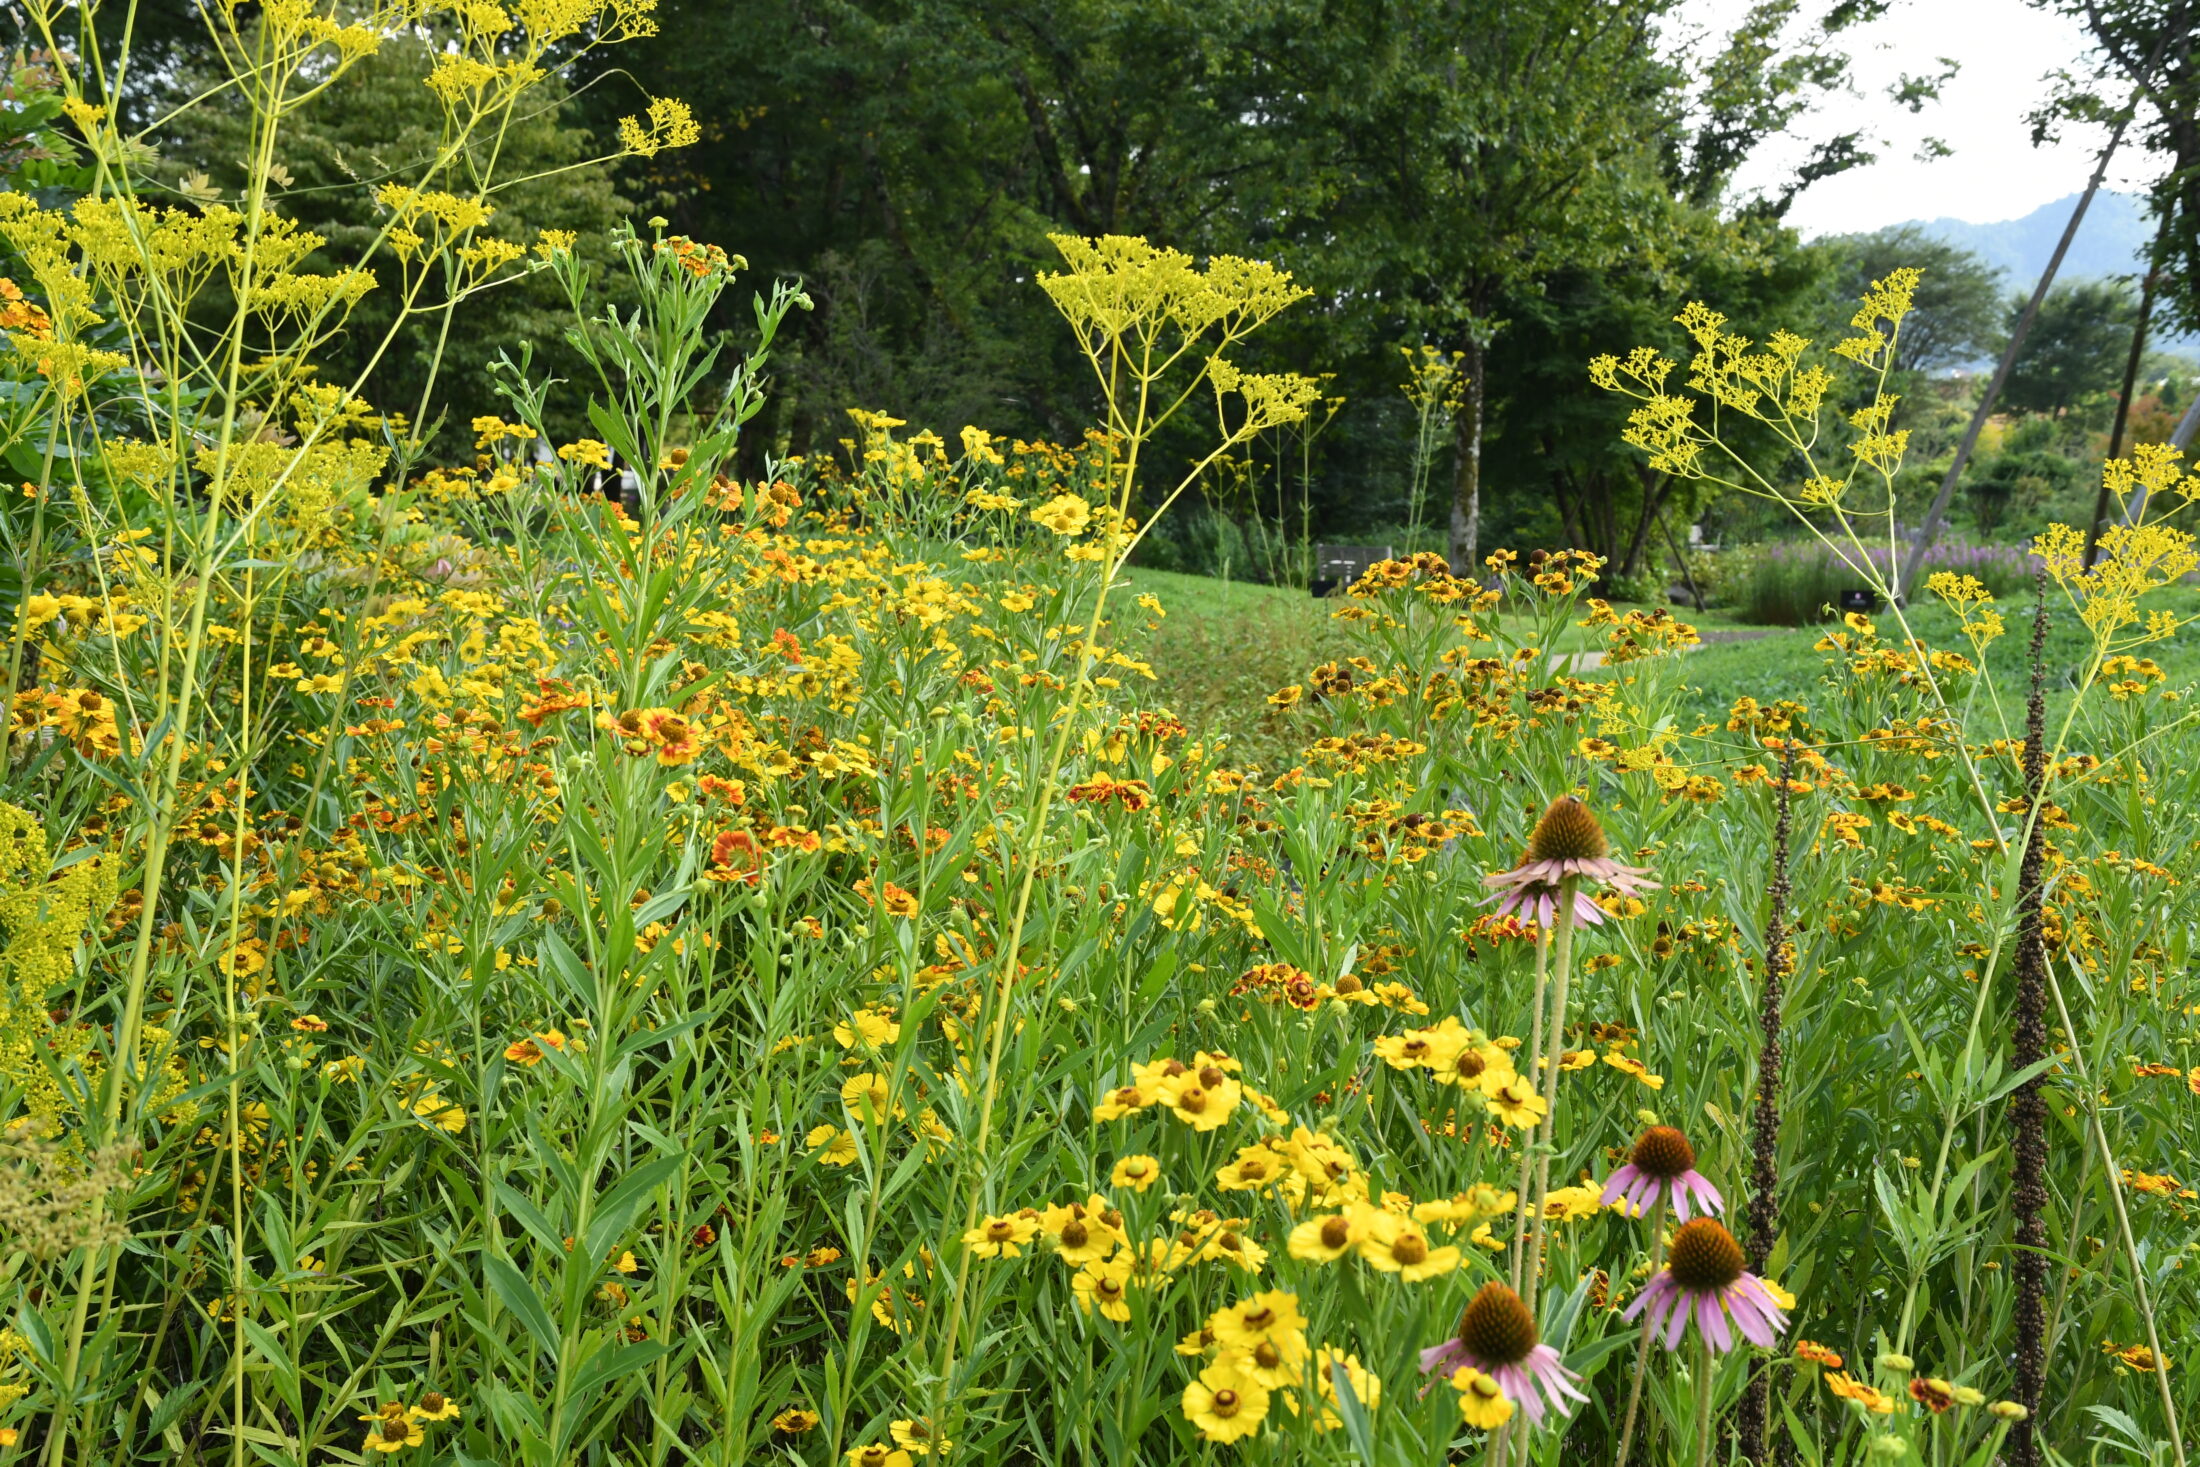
[1449,334,1486,574]
[1618,467,1672,580]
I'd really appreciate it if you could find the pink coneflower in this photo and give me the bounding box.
[1419,1282,1587,1426]
[1485,797,1658,927]
[1623,1219,1787,1353]
[1601,1126,1725,1222]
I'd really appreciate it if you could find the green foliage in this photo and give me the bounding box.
[151,32,632,451]
[2003,277,2139,424]
[1828,225,2009,375]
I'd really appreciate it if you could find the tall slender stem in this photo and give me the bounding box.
[1522,876,1579,1316]
[1613,1197,1669,1467]
[1691,1335,1716,1467]
[1507,925,1552,1293]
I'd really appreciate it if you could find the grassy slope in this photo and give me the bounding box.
[1121,567,2200,756]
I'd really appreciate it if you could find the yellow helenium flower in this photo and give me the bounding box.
[1181,1356,1270,1444]
[1484,1075,1548,1129]
[1208,1290,1307,1354]
[1356,1211,1459,1281]
[1308,1347,1381,1431]
[806,1125,858,1166]
[1452,1367,1514,1429]
[1110,1155,1162,1192]
[962,1212,1040,1259]
[1039,1198,1121,1263]
[1287,1212,1359,1263]
[1155,1069,1240,1131]
[1028,493,1092,536]
[1071,1254,1135,1322]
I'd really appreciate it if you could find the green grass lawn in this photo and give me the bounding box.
[1121,567,2200,759]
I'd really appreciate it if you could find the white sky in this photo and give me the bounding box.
[1670,0,2162,237]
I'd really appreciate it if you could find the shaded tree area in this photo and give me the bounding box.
[577,0,1907,567]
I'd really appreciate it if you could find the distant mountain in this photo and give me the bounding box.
[1905,190,2158,288]
[1893,191,2196,358]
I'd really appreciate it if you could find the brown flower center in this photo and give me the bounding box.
[1110,1086,1142,1107]
[1452,1051,1487,1081]
[1159,1059,1188,1077]
[1176,1085,1208,1113]
[1456,1281,1538,1367]
[420,1393,446,1413]
[1254,1342,1282,1368]
[1060,1219,1089,1248]
[1335,973,1364,995]
[1391,1233,1429,1266]
[1199,1065,1226,1088]
[1630,1125,1696,1179]
[1526,795,1608,863]
[1212,1389,1241,1415]
[1667,1218,1745,1292]
[1242,1305,1274,1329]
[380,1420,410,1443]
[1319,1217,1352,1249]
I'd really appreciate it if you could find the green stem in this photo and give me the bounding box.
[1613,1197,1670,1467]
[1523,876,1579,1316]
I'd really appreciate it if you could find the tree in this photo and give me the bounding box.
[588,0,1292,459]
[2000,277,2138,421]
[1261,0,1676,573]
[1828,226,2007,374]
[2032,1,2200,336]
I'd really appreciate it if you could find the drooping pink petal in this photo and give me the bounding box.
[1493,1362,1545,1424]
[1669,1178,1694,1223]
[1599,1165,1638,1208]
[1697,1291,1733,1353]
[1660,1290,1690,1349]
[1419,1339,1468,1377]
[1687,1172,1725,1216]
[1727,1289,1778,1348]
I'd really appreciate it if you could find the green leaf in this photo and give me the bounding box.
[483,1255,559,1362]
[583,1151,688,1263]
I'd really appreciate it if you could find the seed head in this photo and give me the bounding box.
[1629,1125,1696,1180]
[1666,1218,1745,1292]
[1455,1281,1538,1366]
[1526,796,1607,863]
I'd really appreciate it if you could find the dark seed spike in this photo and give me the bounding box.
[1740,739,1797,1466]
[2009,569,2053,1467]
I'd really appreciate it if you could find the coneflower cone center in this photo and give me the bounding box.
[1527,796,1607,863]
[1630,1125,1695,1179]
[1457,1281,1538,1366]
[1667,1218,1745,1291]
